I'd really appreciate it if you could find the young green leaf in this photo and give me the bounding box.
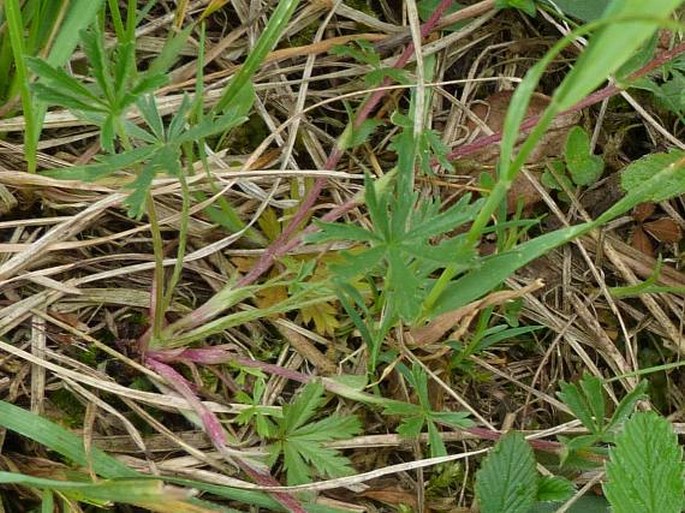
[271,381,361,484]
[557,373,605,435]
[564,126,604,186]
[606,380,648,431]
[537,475,574,502]
[475,432,538,513]
[604,411,684,513]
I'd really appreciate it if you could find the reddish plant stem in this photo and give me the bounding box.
[146,355,307,512]
[450,40,685,160]
[236,0,460,289]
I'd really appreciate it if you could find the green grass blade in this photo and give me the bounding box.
[46,0,106,66]
[213,0,300,113]
[554,0,684,111]
[0,399,138,478]
[4,0,38,173]
[0,472,175,505]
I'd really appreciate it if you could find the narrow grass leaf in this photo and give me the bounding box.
[214,0,299,113]
[554,0,683,111]
[5,0,38,172]
[604,411,684,513]
[475,432,538,513]
[0,400,138,478]
[0,473,178,505]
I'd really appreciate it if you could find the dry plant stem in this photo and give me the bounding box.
[236,0,458,290]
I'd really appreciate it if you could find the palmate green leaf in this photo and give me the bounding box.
[287,439,356,482]
[475,432,538,513]
[125,145,182,218]
[364,171,391,241]
[604,412,684,513]
[405,195,482,240]
[80,25,113,104]
[309,221,378,244]
[281,442,311,485]
[427,420,447,457]
[330,246,386,281]
[383,399,423,417]
[27,57,102,110]
[401,235,475,265]
[396,415,425,438]
[339,119,383,150]
[387,250,423,321]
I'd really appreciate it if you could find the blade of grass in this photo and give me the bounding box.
[0,399,138,478]
[5,0,38,173]
[213,0,300,113]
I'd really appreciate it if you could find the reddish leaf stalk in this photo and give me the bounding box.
[145,356,308,512]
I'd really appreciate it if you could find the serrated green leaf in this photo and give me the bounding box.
[80,26,112,104]
[607,380,648,431]
[620,150,685,202]
[282,442,311,485]
[291,415,361,442]
[42,145,158,181]
[476,432,538,513]
[383,400,423,417]
[339,119,382,150]
[429,411,474,429]
[405,195,482,240]
[537,475,574,502]
[283,381,326,433]
[397,416,425,438]
[410,363,431,408]
[308,221,377,244]
[387,250,423,321]
[288,439,356,479]
[604,411,684,513]
[558,375,604,434]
